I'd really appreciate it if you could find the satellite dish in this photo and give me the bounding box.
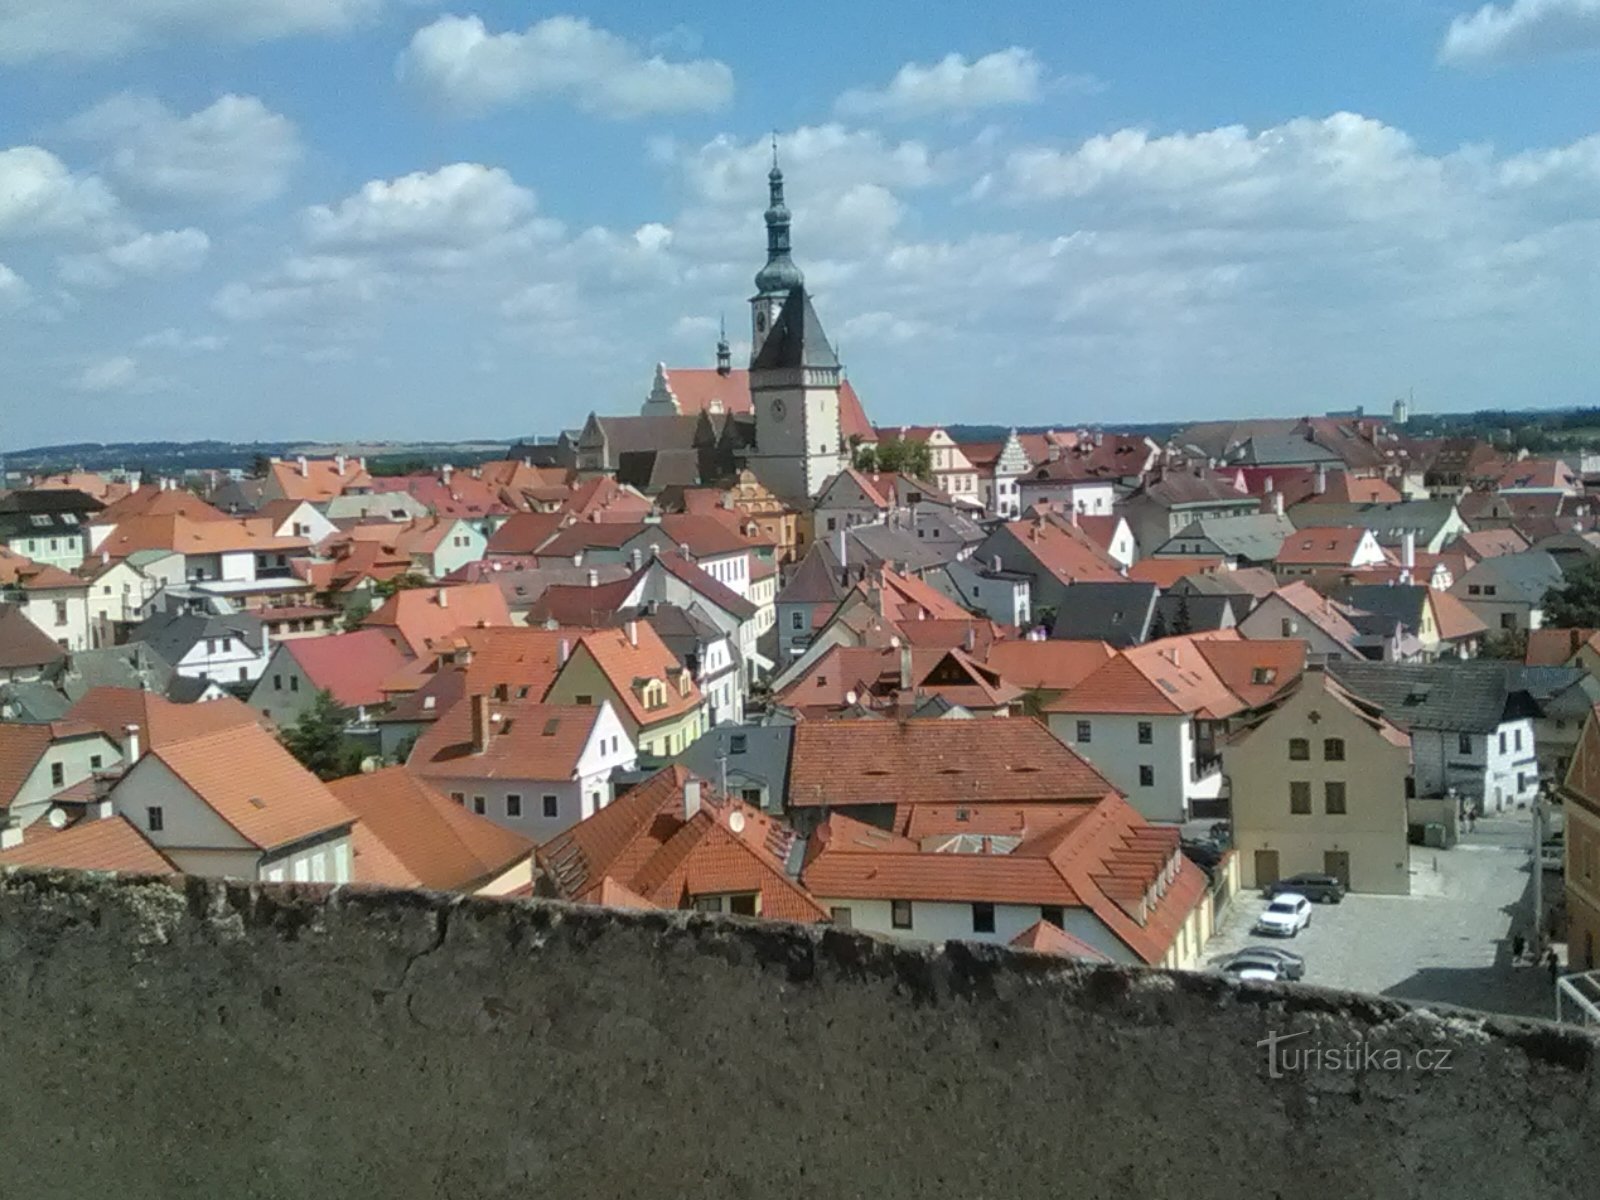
[845,689,858,706]
[46,808,68,830]
[360,756,380,774]
[728,811,747,834]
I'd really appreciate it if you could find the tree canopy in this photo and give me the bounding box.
[855,437,933,481]
[280,689,364,781]
[1543,560,1600,629]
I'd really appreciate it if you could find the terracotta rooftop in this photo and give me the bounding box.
[786,718,1118,809]
[145,725,354,851]
[66,686,264,750]
[363,583,513,657]
[564,624,703,728]
[980,640,1115,693]
[280,630,409,709]
[409,699,610,783]
[330,766,533,891]
[0,814,176,874]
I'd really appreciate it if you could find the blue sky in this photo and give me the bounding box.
[2,0,1598,450]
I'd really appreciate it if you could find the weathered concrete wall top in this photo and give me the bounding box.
[0,868,1595,1199]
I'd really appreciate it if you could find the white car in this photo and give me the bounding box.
[1253,894,1313,937]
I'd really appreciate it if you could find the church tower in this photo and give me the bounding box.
[746,147,845,504]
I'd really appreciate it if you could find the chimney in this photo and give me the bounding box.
[436,588,449,608]
[587,568,598,588]
[683,777,702,821]
[1272,491,1285,517]
[296,455,308,478]
[122,723,141,766]
[358,456,367,472]
[1068,506,1079,527]
[677,542,691,561]
[559,637,570,665]
[626,619,638,647]
[899,643,914,691]
[335,453,347,476]
[1314,464,1327,495]
[963,626,975,653]
[991,554,1001,572]
[441,463,454,486]
[628,547,642,571]
[1264,475,1275,493]
[471,694,492,754]
[1401,531,1416,572]
[837,526,848,569]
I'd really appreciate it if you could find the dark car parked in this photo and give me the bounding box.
[1263,872,1346,904]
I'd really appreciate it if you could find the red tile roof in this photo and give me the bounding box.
[486,512,564,555]
[1127,557,1224,587]
[980,640,1115,693]
[662,367,872,443]
[1046,632,1297,718]
[145,725,354,850]
[0,603,67,671]
[538,765,827,921]
[0,814,176,873]
[409,699,607,783]
[97,486,231,524]
[363,583,513,657]
[281,629,409,708]
[1275,527,1374,565]
[268,457,372,502]
[66,687,265,749]
[1525,627,1592,666]
[330,765,533,890]
[561,624,702,728]
[786,718,1117,809]
[775,646,1021,716]
[998,517,1124,584]
[1010,920,1111,960]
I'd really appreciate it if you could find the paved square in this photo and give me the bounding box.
[1204,813,1559,1020]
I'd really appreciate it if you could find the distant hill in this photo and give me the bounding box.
[0,438,522,476]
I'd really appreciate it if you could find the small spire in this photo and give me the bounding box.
[716,314,731,376]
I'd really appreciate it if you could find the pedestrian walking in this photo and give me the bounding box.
[1467,808,1476,833]
[1512,931,1526,962]
[1547,949,1561,987]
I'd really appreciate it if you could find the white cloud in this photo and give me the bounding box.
[0,262,30,312]
[66,93,302,207]
[837,310,931,345]
[58,228,211,288]
[836,48,1050,120]
[72,355,141,392]
[1440,0,1600,66]
[304,162,538,249]
[0,146,125,241]
[0,0,397,63]
[398,14,733,117]
[634,222,673,252]
[137,327,227,353]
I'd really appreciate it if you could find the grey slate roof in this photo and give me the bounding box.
[1329,584,1428,633]
[751,286,838,371]
[675,722,794,808]
[56,644,175,700]
[0,679,71,722]
[128,610,264,667]
[1290,500,1460,545]
[1151,593,1242,636]
[1235,435,1343,466]
[1451,550,1565,605]
[1159,514,1298,562]
[1050,581,1160,648]
[776,541,850,606]
[1328,661,1539,733]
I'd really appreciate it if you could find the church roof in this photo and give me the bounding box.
[752,286,838,372]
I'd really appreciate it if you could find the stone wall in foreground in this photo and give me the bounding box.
[0,869,1596,1199]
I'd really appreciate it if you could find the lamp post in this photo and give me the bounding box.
[1532,785,1547,959]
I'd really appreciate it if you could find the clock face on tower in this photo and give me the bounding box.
[770,398,786,419]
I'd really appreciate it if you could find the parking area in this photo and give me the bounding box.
[1205,813,1559,1020]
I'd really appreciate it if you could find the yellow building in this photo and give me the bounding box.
[545,622,706,759]
[1559,707,1600,971]
[1225,667,1413,895]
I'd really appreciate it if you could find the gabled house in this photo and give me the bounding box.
[1450,550,1564,634]
[363,583,513,658]
[1238,581,1367,663]
[1225,667,1412,894]
[873,426,982,508]
[775,540,851,661]
[0,489,99,569]
[782,718,1120,834]
[957,428,1032,518]
[1329,584,1488,661]
[1049,581,1159,648]
[407,695,636,842]
[1015,460,1116,519]
[65,685,263,751]
[971,515,1124,622]
[129,608,271,687]
[255,499,338,544]
[247,629,408,729]
[810,468,953,538]
[1121,472,1259,555]
[926,556,1031,628]
[329,766,534,895]
[677,723,794,813]
[1044,634,1305,822]
[1153,513,1299,566]
[545,622,706,759]
[0,549,92,652]
[537,765,829,921]
[0,603,68,681]
[774,644,1020,719]
[1077,514,1138,569]
[108,724,356,881]
[0,721,124,831]
[1291,500,1468,554]
[801,796,1212,968]
[1329,660,1541,814]
[348,517,487,580]
[1273,526,1388,578]
[262,455,372,503]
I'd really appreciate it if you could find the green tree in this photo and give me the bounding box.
[339,598,372,632]
[1543,559,1600,629]
[373,573,429,599]
[852,443,879,473]
[873,437,934,481]
[1479,628,1529,660]
[281,690,364,780]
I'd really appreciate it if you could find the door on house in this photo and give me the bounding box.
[1254,849,1280,887]
[1324,851,1351,889]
